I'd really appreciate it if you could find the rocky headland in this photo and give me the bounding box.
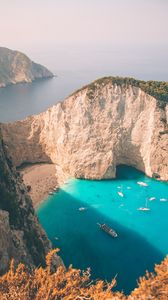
[1,77,168,193]
[0,47,53,88]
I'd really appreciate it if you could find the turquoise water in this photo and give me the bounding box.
[37,166,168,294]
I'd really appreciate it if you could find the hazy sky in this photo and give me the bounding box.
[0,0,168,81]
[1,0,168,50]
[0,0,168,121]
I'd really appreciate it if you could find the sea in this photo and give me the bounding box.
[1,46,168,293]
[37,166,168,294]
[0,45,168,122]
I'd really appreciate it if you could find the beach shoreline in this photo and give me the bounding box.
[20,163,67,209]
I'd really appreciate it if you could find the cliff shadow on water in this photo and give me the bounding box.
[37,185,163,294]
[116,165,146,180]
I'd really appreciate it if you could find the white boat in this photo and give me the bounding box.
[160,198,167,202]
[138,199,150,211]
[118,191,124,197]
[127,186,131,190]
[149,197,156,201]
[137,207,150,211]
[137,181,148,187]
[78,207,87,211]
[49,191,54,195]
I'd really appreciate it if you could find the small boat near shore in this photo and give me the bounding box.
[138,198,150,211]
[149,197,156,201]
[97,223,118,238]
[53,187,59,191]
[160,198,167,202]
[118,191,124,197]
[137,181,148,187]
[78,207,87,211]
[49,187,60,195]
[137,207,150,211]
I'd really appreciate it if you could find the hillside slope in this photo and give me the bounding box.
[0,47,53,87]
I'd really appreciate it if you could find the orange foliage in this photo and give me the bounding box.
[0,250,167,300]
[129,256,168,300]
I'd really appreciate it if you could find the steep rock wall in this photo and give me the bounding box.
[0,132,62,274]
[1,81,168,181]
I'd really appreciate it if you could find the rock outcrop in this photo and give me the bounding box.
[1,77,168,181]
[0,131,62,274]
[0,47,53,88]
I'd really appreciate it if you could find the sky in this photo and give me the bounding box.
[1,0,168,49]
[0,0,168,80]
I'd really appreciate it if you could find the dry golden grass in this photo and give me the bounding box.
[0,249,167,300]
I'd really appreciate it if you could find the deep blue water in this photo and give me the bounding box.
[37,166,168,294]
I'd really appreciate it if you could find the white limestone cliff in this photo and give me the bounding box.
[1,79,168,181]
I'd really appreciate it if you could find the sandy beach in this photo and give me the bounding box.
[20,163,60,208]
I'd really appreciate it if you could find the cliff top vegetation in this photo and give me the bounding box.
[73,76,168,104]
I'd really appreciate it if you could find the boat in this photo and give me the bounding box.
[137,198,150,211]
[118,191,124,197]
[127,186,131,189]
[137,207,150,211]
[54,186,60,191]
[149,197,156,201]
[137,181,148,187]
[49,191,54,195]
[160,198,167,202]
[97,223,118,238]
[78,207,87,211]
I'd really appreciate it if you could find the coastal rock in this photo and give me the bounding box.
[1,78,168,181]
[0,132,62,274]
[0,47,53,88]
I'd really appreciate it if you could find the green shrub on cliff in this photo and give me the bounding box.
[73,76,168,104]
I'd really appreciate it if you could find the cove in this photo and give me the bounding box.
[37,166,168,294]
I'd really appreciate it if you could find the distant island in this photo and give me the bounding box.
[0,47,53,88]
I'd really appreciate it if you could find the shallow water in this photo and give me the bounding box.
[37,166,168,293]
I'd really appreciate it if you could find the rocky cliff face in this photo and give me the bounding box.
[0,131,62,274]
[1,78,168,181]
[0,47,53,88]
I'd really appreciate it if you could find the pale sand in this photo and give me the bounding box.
[20,164,59,208]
